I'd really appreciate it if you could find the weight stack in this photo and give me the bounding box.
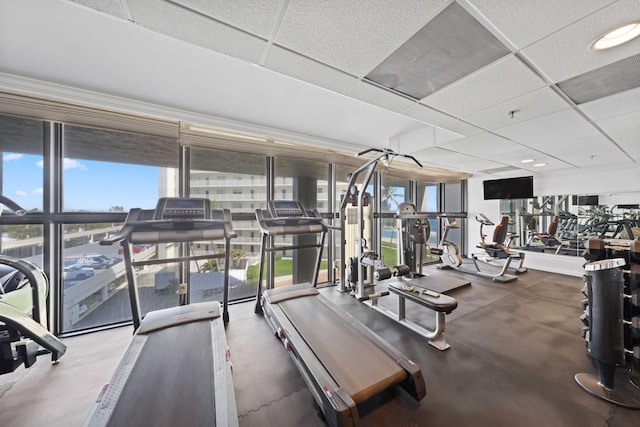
[575,258,640,408]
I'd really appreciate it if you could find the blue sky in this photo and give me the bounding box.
[2,153,158,212]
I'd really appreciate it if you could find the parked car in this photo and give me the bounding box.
[78,254,120,269]
[118,245,148,255]
[63,265,95,281]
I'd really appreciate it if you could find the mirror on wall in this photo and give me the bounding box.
[498,193,640,257]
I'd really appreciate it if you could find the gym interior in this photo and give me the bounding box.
[1,1,640,426]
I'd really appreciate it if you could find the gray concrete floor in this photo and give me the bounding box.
[1,268,639,426]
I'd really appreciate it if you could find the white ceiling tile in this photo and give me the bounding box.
[596,108,640,132]
[579,86,640,120]
[347,81,417,112]
[521,0,640,82]
[495,108,589,142]
[401,103,456,127]
[126,0,267,63]
[173,0,285,38]
[264,46,359,94]
[570,153,636,168]
[275,0,451,76]
[490,148,551,163]
[420,55,546,117]
[533,134,615,157]
[607,125,640,155]
[438,132,523,156]
[439,119,486,137]
[463,87,569,130]
[68,0,129,19]
[464,0,616,48]
[516,122,601,148]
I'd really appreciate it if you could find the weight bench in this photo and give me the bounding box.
[369,280,458,351]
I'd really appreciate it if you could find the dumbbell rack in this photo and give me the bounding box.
[577,238,640,408]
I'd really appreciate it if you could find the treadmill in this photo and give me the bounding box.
[256,201,426,427]
[83,197,238,427]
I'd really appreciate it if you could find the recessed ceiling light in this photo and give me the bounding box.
[591,22,640,50]
[521,159,535,163]
[533,163,547,167]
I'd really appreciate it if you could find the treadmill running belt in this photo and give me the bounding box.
[279,296,406,403]
[106,320,216,427]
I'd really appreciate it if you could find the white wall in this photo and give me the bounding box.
[467,167,640,277]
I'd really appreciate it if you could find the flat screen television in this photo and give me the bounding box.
[572,195,600,206]
[483,176,533,200]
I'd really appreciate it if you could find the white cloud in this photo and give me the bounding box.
[3,153,23,161]
[34,188,43,195]
[63,158,87,170]
[15,190,27,197]
[36,158,87,170]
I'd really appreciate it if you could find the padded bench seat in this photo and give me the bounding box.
[386,281,457,314]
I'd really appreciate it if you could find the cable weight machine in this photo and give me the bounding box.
[337,148,423,300]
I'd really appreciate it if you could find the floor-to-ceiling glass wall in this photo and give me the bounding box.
[61,125,179,331]
[380,175,410,266]
[189,148,266,302]
[274,157,331,286]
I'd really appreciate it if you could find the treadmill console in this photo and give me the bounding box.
[154,197,212,220]
[268,200,308,218]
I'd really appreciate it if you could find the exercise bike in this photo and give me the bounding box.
[433,216,518,283]
[475,214,527,275]
[0,196,66,374]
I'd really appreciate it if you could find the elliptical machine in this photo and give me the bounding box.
[434,215,518,283]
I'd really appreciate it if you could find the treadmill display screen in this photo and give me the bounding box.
[269,200,307,218]
[154,197,212,220]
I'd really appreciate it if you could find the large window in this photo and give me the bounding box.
[275,157,331,286]
[61,125,179,332]
[380,176,410,266]
[190,148,266,302]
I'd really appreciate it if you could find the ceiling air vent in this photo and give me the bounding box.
[364,2,510,100]
[557,53,640,104]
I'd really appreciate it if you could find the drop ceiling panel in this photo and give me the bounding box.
[569,153,636,168]
[264,46,359,94]
[463,87,570,130]
[438,132,523,157]
[274,0,450,76]
[420,55,546,117]
[70,0,129,19]
[517,159,573,173]
[516,122,601,148]
[365,2,510,99]
[401,103,456,127]
[579,86,640,120]
[465,0,616,48]
[173,0,285,37]
[495,108,588,142]
[557,54,640,104]
[606,126,640,156]
[533,134,614,157]
[521,0,640,82]
[595,108,640,133]
[347,81,417,112]
[438,119,486,138]
[126,0,267,63]
[489,148,557,164]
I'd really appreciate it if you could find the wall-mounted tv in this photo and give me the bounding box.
[483,176,533,200]
[572,195,600,206]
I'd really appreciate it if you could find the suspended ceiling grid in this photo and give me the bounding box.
[1,0,639,178]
